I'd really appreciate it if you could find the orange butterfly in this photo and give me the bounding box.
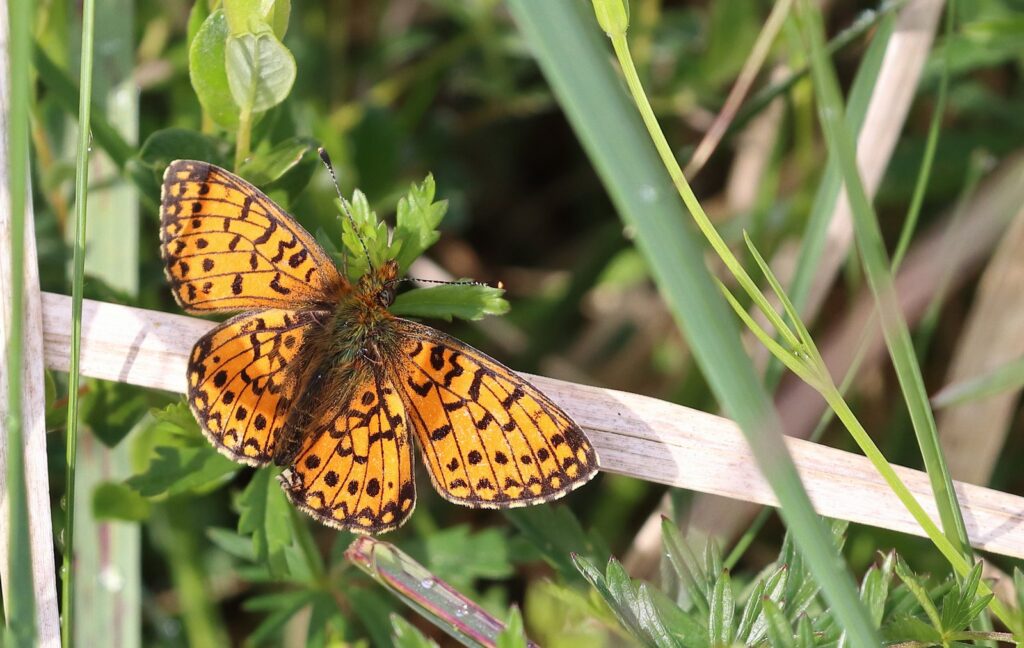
[160,159,598,533]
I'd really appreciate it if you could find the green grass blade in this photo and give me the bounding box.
[63,0,98,643]
[932,355,1024,409]
[509,2,879,645]
[794,0,970,556]
[5,0,39,642]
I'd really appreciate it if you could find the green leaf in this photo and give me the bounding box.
[225,30,296,115]
[496,606,528,648]
[126,444,239,497]
[708,569,734,646]
[391,613,440,648]
[661,518,711,617]
[761,599,795,648]
[91,481,151,521]
[392,284,510,322]
[236,468,293,576]
[401,525,515,589]
[80,380,151,447]
[931,354,1024,409]
[507,505,607,583]
[392,174,448,272]
[883,615,942,643]
[244,589,317,645]
[206,527,257,562]
[189,10,239,129]
[894,556,943,632]
[223,0,290,38]
[238,135,317,186]
[338,188,391,280]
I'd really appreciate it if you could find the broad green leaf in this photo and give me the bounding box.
[189,10,238,129]
[392,174,448,271]
[223,0,291,38]
[92,481,151,521]
[894,556,942,631]
[392,284,509,322]
[238,135,317,186]
[237,468,293,576]
[225,30,296,115]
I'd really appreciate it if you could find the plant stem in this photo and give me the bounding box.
[235,107,252,171]
[606,33,801,353]
[63,0,97,643]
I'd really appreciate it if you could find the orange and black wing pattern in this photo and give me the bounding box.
[392,320,598,508]
[160,160,344,313]
[279,372,416,534]
[188,308,324,466]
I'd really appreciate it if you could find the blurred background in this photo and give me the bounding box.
[26,0,1024,644]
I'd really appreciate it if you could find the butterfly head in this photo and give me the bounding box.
[357,258,400,310]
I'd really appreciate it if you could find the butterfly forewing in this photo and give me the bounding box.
[392,320,598,508]
[161,160,344,313]
[279,373,417,534]
[188,308,324,466]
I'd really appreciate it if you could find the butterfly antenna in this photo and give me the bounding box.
[318,147,374,272]
[392,276,501,290]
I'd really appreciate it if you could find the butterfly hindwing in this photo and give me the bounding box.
[392,320,598,508]
[161,160,344,313]
[279,372,417,534]
[188,308,323,466]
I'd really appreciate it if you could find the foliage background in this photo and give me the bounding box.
[18,0,1024,645]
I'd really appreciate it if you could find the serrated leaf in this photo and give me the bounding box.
[189,10,239,129]
[708,569,734,646]
[237,468,293,576]
[894,556,942,631]
[392,284,509,322]
[339,189,390,279]
[391,613,440,648]
[92,481,151,521]
[81,380,151,447]
[126,444,238,497]
[225,30,296,115]
[496,606,528,648]
[392,174,448,271]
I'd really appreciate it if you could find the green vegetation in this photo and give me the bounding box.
[8,0,1024,645]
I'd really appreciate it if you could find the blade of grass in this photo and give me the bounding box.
[510,2,879,645]
[70,0,141,641]
[63,0,97,642]
[932,355,1024,410]
[4,0,38,642]
[794,0,970,557]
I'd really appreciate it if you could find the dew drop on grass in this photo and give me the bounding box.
[419,577,435,590]
[638,184,658,203]
[454,602,469,618]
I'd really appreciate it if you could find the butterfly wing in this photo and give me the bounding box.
[279,371,416,534]
[392,320,598,508]
[161,160,344,313]
[189,308,324,466]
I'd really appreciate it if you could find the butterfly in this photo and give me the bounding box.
[159,158,599,534]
